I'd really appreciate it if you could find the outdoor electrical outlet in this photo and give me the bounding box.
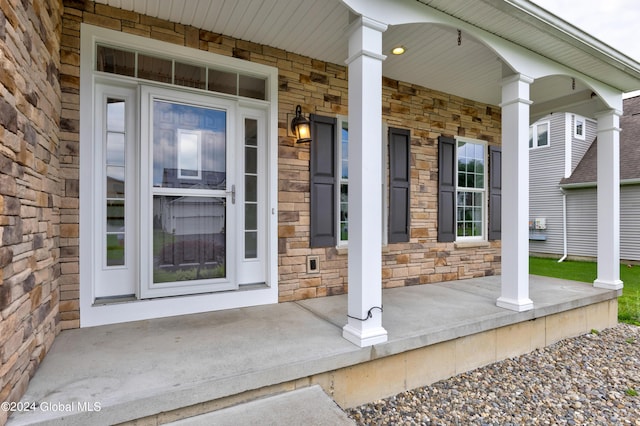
[307,255,320,273]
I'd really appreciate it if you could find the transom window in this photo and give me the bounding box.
[96,44,267,100]
[529,121,550,149]
[456,139,486,239]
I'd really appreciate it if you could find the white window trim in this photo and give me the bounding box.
[454,136,488,242]
[337,115,349,247]
[529,120,550,149]
[573,114,586,140]
[79,24,278,327]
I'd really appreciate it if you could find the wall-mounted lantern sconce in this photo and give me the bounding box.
[290,105,311,143]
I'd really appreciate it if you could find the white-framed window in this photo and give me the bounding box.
[80,24,278,326]
[338,118,349,245]
[573,115,585,140]
[529,121,550,149]
[334,116,389,247]
[455,137,487,241]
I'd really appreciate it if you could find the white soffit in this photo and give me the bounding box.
[94,0,640,107]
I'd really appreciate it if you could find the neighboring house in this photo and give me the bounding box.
[2,0,640,416]
[529,96,640,261]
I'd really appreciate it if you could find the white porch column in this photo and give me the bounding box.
[342,16,388,347]
[594,110,624,290]
[497,74,534,312]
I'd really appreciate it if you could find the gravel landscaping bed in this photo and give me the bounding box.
[348,324,640,425]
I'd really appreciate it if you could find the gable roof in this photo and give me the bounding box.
[561,96,640,186]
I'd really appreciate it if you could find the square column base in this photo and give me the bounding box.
[594,279,623,290]
[342,324,388,347]
[496,297,534,312]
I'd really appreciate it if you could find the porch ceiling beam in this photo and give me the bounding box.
[530,90,597,120]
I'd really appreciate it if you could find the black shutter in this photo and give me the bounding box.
[388,127,411,243]
[488,145,502,240]
[309,114,337,247]
[438,136,456,242]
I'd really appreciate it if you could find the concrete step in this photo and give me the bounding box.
[166,386,355,426]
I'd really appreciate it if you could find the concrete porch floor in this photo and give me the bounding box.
[8,275,620,425]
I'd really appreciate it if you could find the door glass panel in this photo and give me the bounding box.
[106,234,125,266]
[106,200,125,231]
[107,133,125,166]
[106,166,125,197]
[245,175,257,202]
[150,99,228,286]
[245,232,257,259]
[153,195,226,283]
[245,204,257,229]
[245,145,257,174]
[105,98,126,267]
[244,118,258,259]
[152,100,226,190]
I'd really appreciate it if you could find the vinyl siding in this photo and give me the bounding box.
[529,114,567,256]
[566,188,597,258]
[565,185,640,262]
[621,185,640,261]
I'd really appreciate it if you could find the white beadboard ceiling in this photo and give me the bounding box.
[96,0,640,110]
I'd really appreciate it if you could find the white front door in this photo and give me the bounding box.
[140,86,237,298]
[93,85,269,300]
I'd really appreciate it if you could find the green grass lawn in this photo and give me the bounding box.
[529,257,640,325]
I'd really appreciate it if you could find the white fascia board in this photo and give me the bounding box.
[560,181,596,189]
[561,178,640,190]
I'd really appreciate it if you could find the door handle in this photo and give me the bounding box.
[226,184,236,204]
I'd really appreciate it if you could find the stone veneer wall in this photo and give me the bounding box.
[57,1,501,327]
[0,0,63,422]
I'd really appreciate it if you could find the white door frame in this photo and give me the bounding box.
[79,23,279,327]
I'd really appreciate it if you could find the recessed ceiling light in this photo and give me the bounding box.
[391,46,406,55]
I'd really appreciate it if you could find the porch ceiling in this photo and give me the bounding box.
[96,0,640,110]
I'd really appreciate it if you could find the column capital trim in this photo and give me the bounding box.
[346,15,388,36]
[345,49,386,65]
[500,73,534,86]
[594,108,623,119]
